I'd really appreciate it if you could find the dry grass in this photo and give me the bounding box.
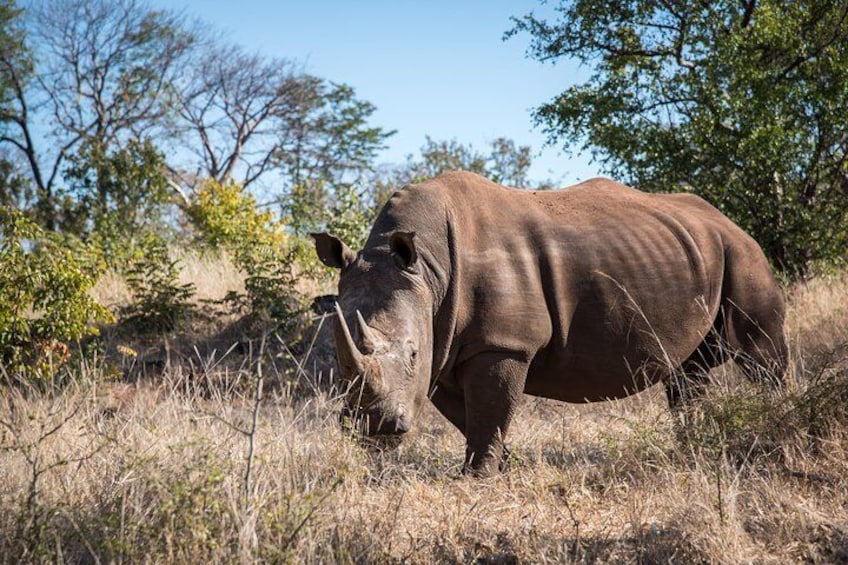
[176,250,246,304]
[91,250,246,311]
[2,270,848,563]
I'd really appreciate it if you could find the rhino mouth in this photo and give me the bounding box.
[339,406,410,437]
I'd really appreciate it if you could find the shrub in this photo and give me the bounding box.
[119,233,196,334]
[0,208,111,382]
[322,183,373,254]
[185,179,306,325]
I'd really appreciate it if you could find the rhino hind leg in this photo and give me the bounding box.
[725,301,788,387]
[665,327,727,410]
[665,293,787,412]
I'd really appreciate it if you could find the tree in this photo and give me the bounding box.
[277,80,394,235]
[0,0,33,213]
[168,41,394,243]
[62,138,170,247]
[1,0,395,244]
[401,137,489,182]
[276,81,392,190]
[171,42,307,189]
[1,0,194,230]
[371,136,537,208]
[509,0,848,276]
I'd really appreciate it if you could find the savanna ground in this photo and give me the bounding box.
[1,254,847,564]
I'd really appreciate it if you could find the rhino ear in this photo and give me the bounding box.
[311,232,355,269]
[389,231,417,270]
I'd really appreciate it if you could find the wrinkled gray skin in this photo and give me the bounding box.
[312,172,787,476]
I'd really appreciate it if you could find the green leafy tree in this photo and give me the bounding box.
[62,138,171,256]
[509,0,848,276]
[371,136,537,208]
[487,137,534,188]
[403,137,489,182]
[277,81,394,192]
[277,81,394,235]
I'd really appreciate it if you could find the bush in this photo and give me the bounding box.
[0,208,111,382]
[322,183,373,254]
[119,234,196,334]
[185,179,307,326]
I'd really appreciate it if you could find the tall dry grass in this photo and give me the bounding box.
[1,269,847,563]
[90,250,246,310]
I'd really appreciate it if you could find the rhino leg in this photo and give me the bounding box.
[721,253,788,385]
[459,353,528,477]
[665,328,727,410]
[725,302,787,387]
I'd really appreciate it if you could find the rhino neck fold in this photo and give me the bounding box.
[429,207,460,388]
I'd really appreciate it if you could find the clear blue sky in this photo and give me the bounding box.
[155,1,600,186]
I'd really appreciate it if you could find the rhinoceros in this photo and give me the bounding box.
[312,171,787,476]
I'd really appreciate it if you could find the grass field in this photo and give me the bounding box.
[1,264,846,563]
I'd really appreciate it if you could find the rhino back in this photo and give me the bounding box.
[368,173,766,402]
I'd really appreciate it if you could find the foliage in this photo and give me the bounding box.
[120,233,196,334]
[276,80,394,235]
[487,137,535,188]
[62,138,171,257]
[186,179,286,254]
[289,179,375,253]
[0,208,110,379]
[509,0,848,276]
[185,179,304,324]
[400,136,533,187]
[323,184,374,252]
[371,136,541,209]
[0,0,193,231]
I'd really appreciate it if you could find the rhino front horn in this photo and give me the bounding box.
[334,302,367,379]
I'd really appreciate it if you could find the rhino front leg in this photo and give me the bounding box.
[460,353,528,477]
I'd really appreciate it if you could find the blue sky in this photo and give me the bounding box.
[156,1,599,185]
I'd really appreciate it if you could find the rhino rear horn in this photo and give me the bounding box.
[333,302,366,378]
[356,310,383,354]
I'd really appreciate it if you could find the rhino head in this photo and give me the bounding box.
[312,231,433,437]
